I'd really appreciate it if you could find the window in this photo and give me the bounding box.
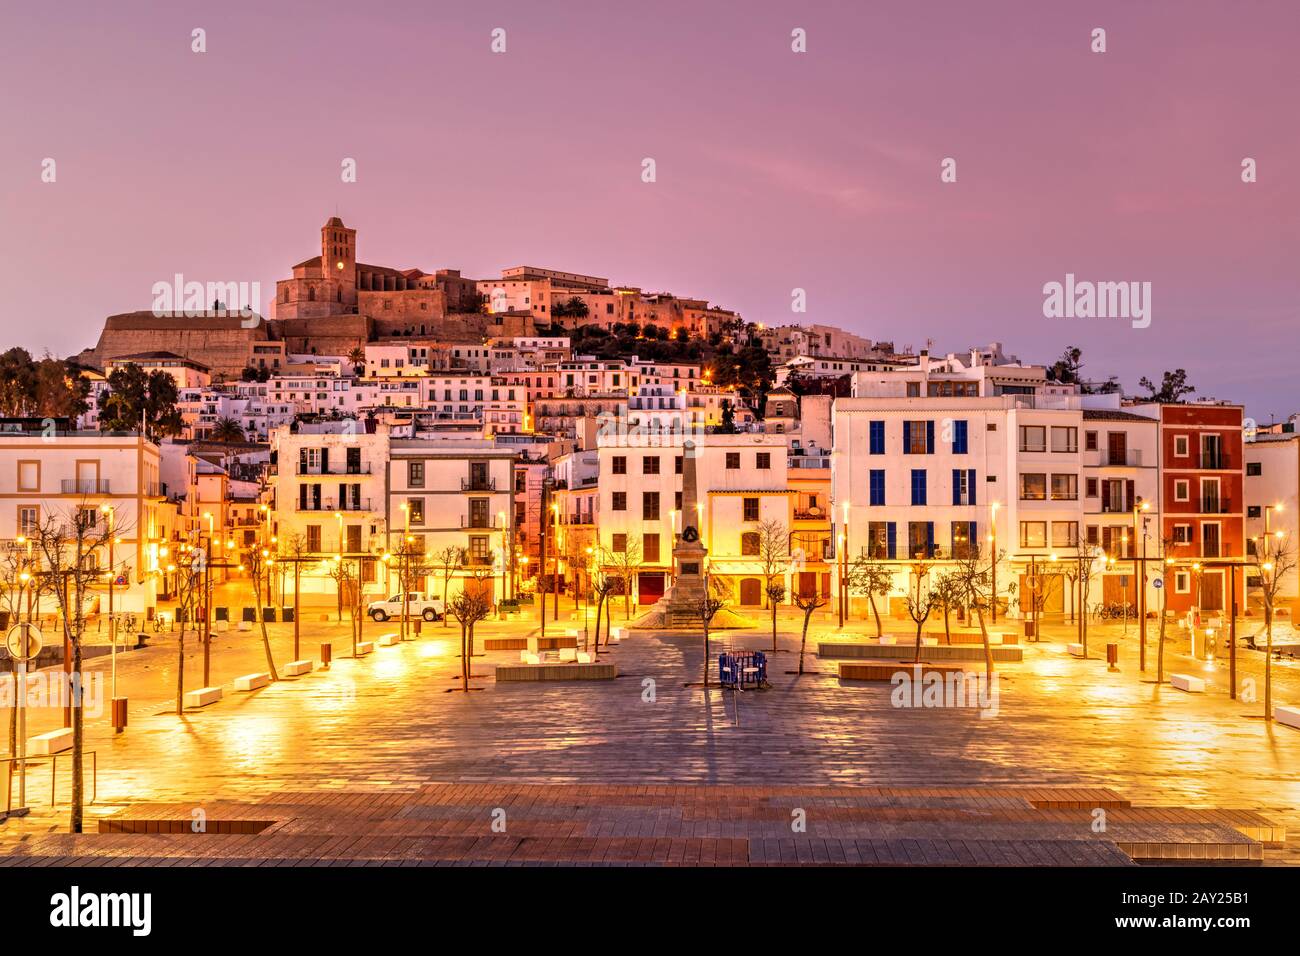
[952,468,976,506]
[1051,427,1078,453]
[910,469,927,506]
[612,533,627,553]
[756,452,771,470]
[867,522,891,559]
[644,533,660,563]
[612,491,627,511]
[1173,524,1192,544]
[869,470,885,506]
[1086,525,1099,545]
[307,524,322,552]
[1246,462,1262,476]
[907,521,934,558]
[675,456,683,475]
[642,491,660,520]
[1019,521,1047,548]
[642,455,660,475]
[612,456,627,475]
[726,452,740,469]
[743,497,760,522]
[952,420,968,454]
[1019,425,1046,453]
[1019,474,1047,500]
[1051,521,1079,548]
[904,420,931,455]
[1085,431,1098,451]
[1175,571,1191,594]
[1050,474,1078,500]
[407,498,424,524]
[469,498,490,528]
[741,532,760,556]
[950,521,977,558]
[16,461,38,493]
[869,421,885,455]
[1247,505,1262,518]
[408,461,424,487]
[1174,480,1190,502]
[1174,435,1189,457]
[1085,477,1098,498]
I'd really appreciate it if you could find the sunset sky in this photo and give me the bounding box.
[1,0,1296,418]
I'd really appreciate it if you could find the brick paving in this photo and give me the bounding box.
[2,600,1299,864]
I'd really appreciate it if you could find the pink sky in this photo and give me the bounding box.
[1,0,1296,417]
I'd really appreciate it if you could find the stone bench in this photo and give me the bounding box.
[819,641,1022,663]
[878,636,898,645]
[1170,673,1205,693]
[921,637,938,646]
[29,728,73,755]
[1275,705,1300,730]
[838,661,974,682]
[609,627,624,643]
[355,641,374,656]
[215,620,228,633]
[377,633,401,647]
[487,635,576,651]
[496,662,617,681]
[558,647,578,662]
[520,651,541,664]
[1068,643,1086,657]
[577,651,595,664]
[237,620,253,631]
[184,686,222,707]
[233,673,270,692]
[282,660,313,677]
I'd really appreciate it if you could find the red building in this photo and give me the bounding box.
[1143,402,1246,615]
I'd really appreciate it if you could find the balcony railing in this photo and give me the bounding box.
[296,498,373,512]
[1200,452,1231,470]
[459,515,500,529]
[297,463,372,476]
[1199,498,1231,514]
[62,479,111,494]
[461,477,497,491]
[794,508,826,520]
[1101,450,1143,467]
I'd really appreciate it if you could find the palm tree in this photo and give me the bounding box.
[347,346,366,375]
[210,417,244,443]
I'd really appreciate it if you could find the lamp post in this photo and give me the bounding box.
[989,502,1000,623]
[1132,498,1150,670]
[841,501,850,626]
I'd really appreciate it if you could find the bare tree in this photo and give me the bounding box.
[0,539,47,757]
[1074,542,1102,655]
[905,559,938,663]
[448,560,495,692]
[172,544,204,714]
[1155,538,1176,685]
[435,545,464,628]
[950,547,1008,682]
[607,538,643,620]
[34,503,121,833]
[756,519,790,651]
[696,573,730,686]
[589,549,618,652]
[931,571,962,645]
[794,588,829,675]
[281,533,310,659]
[1253,530,1297,721]
[326,556,356,654]
[244,546,280,680]
[847,552,893,638]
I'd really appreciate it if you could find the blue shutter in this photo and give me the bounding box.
[886,522,897,560]
[902,420,912,455]
[954,420,968,454]
[926,420,935,454]
[952,469,962,506]
[870,469,885,506]
[870,420,884,454]
[926,522,935,558]
[911,469,927,506]
[969,522,978,554]
[968,468,977,506]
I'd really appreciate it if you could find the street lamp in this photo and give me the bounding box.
[841,501,850,626]
[989,502,1000,623]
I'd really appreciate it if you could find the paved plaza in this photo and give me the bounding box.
[2,599,1300,864]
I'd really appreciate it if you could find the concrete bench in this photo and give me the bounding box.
[215,620,228,633]
[838,661,974,682]
[558,647,578,662]
[1275,705,1300,730]
[523,652,541,665]
[1170,673,1205,693]
[921,637,938,646]
[1068,643,1086,657]
[184,686,223,707]
[496,662,617,681]
[282,660,313,677]
[234,673,270,691]
[29,728,73,755]
[237,620,253,631]
[355,641,374,656]
[577,651,594,664]
[878,636,897,645]
[377,633,401,647]
[609,627,623,643]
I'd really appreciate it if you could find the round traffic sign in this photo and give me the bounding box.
[5,623,43,660]
[1153,579,1164,589]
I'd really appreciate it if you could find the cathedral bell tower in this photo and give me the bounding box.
[321,217,357,308]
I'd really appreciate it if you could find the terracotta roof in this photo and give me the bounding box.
[1082,408,1156,422]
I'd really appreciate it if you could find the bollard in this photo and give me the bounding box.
[1106,642,1119,672]
[414,619,422,635]
[320,643,332,668]
[111,697,128,733]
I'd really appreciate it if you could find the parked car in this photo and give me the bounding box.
[367,592,445,622]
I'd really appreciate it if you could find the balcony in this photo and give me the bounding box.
[62,479,111,494]
[459,514,501,529]
[296,498,374,512]
[297,463,372,476]
[1199,498,1232,514]
[461,477,497,492]
[794,507,826,520]
[1100,449,1143,467]
[1199,452,1231,470]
